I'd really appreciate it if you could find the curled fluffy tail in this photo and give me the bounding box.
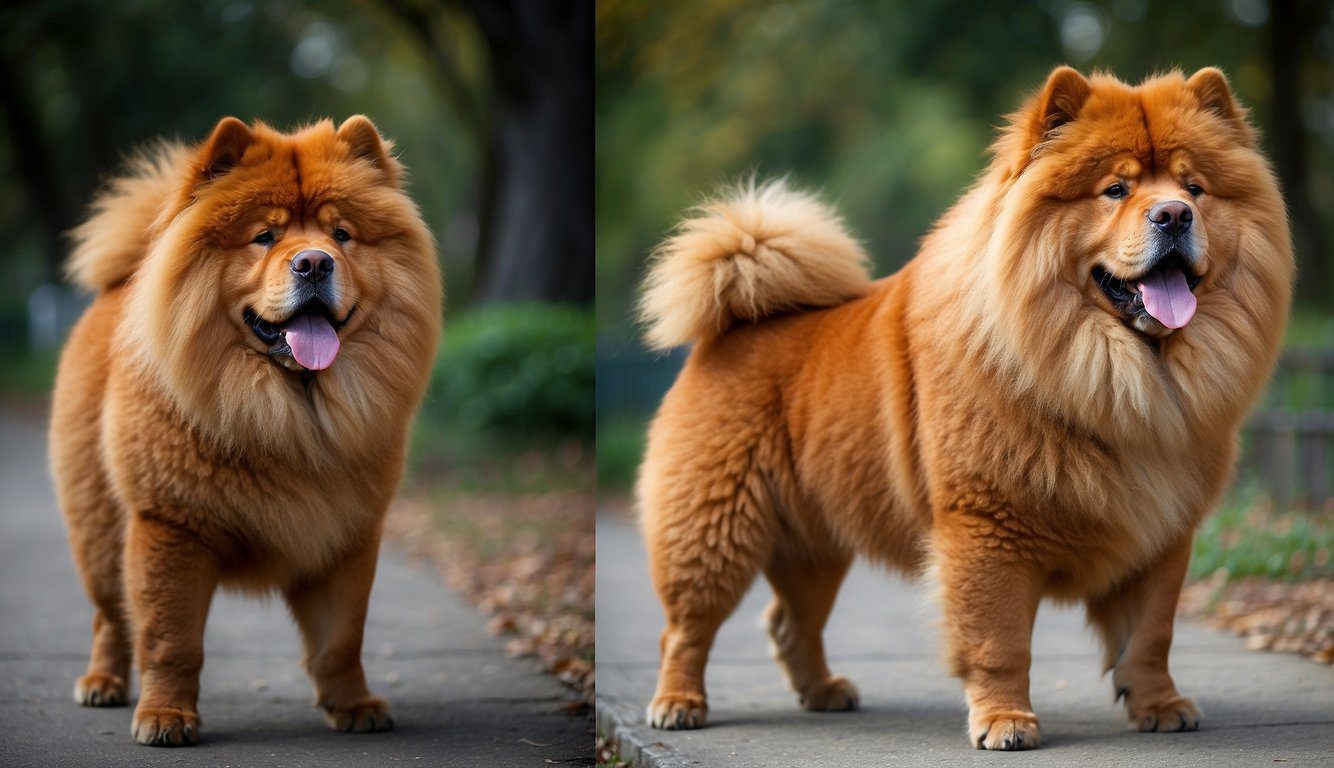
[638,179,872,349]
[65,142,190,292]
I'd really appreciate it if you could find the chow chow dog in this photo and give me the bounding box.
[50,116,442,745]
[636,67,1291,749]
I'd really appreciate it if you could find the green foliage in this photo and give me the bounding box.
[1190,486,1334,582]
[1285,309,1334,348]
[0,351,56,396]
[423,303,594,443]
[596,413,648,495]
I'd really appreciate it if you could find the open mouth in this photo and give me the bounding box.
[1092,251,1200,332]
[242,298,355,371]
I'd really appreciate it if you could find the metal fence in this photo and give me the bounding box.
[596,341,1334,508]
[595,337,686,417]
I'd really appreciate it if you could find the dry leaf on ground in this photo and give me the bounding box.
[1180,574,1333,664]
[386,488,596,705]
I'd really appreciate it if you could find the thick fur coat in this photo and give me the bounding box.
[50,116,441,746]
[636,68,1292,750]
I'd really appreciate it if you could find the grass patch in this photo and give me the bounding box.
[1190,484,1333,582]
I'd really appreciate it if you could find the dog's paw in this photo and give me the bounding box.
[132,706,200,747]
[647,693,707,730]
[969,709,1041,751]
[75,673,127,707]
[323,696,394,733]
[799,675,860,712]
[1128,695,1200,733]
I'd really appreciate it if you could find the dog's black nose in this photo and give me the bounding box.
[290,249,334,283]
[1148,200,1192,237]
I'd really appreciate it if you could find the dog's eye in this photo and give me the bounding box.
[333,227,351,243]
[1186,183,1204,197]
[1103,183,1127,200]
[253,231,275,246]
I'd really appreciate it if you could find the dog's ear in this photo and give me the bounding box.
[338,115,400,186]
[1187,67,1255,147]
[199,117,254,180]
[1028,66,1091,145]
[994,66,1091,180]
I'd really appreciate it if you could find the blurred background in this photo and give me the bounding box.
[0,0,593,702]
[597,0,1331,658]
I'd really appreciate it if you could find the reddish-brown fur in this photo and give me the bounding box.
[50,116,442,746]
[636,68,1292,749]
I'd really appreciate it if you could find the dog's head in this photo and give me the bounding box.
[975,68,1292,441]
[123,117,442,456]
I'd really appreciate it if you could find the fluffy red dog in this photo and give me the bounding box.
[636,68,1292,749]
[50,116,441,746]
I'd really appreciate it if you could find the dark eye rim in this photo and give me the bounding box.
[1103,183,1128,200]
[333,227,352,243]
[1186,183,1205,197]
[253,230,275,246]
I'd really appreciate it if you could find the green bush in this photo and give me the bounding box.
[423,303,594,443]
[596,414,648,495]
[1190,485,1334,582]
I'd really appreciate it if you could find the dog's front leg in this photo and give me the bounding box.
[1087,534,1201,732]
[934,511,1044,750]
[125,512,218,747]
[286,532,393,733]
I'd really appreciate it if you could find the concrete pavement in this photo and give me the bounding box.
[0,405,590,767]
[597,511,1334,767]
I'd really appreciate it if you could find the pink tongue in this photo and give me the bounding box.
[1137,267,1197,329]
[283,313,340,370]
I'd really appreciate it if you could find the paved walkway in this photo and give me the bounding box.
[0,405,590,767]
[597,511,1333,767]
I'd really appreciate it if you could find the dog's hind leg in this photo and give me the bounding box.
[642,447,777,730]
[55,450,131,707]
[64,494,133,708]
[51,319,134,709]
[763,551,859,712]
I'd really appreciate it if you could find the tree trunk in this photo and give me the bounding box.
[0,43,76,282]
[1268,0,1326,304]
[465,0,593,304]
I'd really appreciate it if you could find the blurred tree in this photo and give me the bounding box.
[383,0,593,304]
[1270,0,1327,304]
[0,36,73,282]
